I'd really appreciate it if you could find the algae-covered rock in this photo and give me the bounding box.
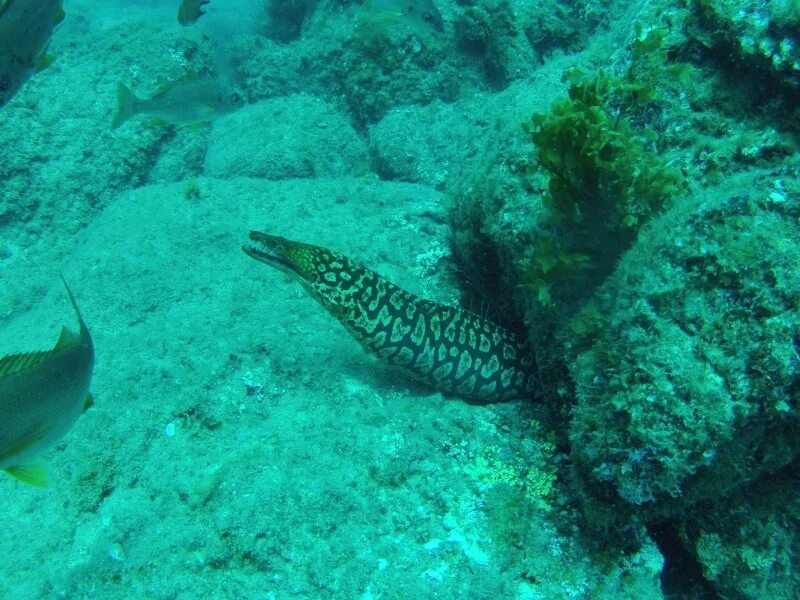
[681,467,800,600]
[237,1,464,128]
[204,95,370,179]
[239,0,615,129]
[369,100,488,188]
[453,0,538,88]
[568,181,800,522]
[689,0,800,95]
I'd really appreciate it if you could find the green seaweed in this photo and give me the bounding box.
[183,178,201,200]
[519,27,689,304]
[527,75,682,232]
[518,238,589,306]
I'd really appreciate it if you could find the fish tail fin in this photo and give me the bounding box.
[4,464,50,487]
[111,82,139,130]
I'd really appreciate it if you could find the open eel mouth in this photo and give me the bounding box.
[241,230,300,274]
[242,231,287,265]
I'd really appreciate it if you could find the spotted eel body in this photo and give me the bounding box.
[242,231,537,403]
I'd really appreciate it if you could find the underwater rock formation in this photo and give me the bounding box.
[204,95,370,179]
[689,0,800,95]
[568,185,800,523]
[448,7,800,596]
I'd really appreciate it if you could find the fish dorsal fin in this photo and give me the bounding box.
[152,79,178,98]
[60,276,91,345]
[0,279,86,376]
[0,350,52,377]
[152,71,204,98]
[54,324,80,350]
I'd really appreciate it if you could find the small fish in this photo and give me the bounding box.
[0,0,65,108]
[364,0,444,33]
[178,0,209,27]
[0,278,95,486]
[111,74,243,130]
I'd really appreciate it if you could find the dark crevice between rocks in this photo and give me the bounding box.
[647,519,720,600]
[449,232,528,337]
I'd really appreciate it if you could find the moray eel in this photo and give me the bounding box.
[243,231,537,403]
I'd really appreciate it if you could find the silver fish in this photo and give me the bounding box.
[111,74,244,130]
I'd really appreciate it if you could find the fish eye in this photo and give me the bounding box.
[230,93,243,105]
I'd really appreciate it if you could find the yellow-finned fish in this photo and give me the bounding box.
[0,278,94,486]
[0,0,65,107]
[178,0,209,27]
[111,74,244,130]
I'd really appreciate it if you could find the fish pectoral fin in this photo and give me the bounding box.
[152,71,202,96]
[0,430,51,486]
[152,80,175,97]
[34,52,56,73]
[83,393,94,412]
[4,464,50,487]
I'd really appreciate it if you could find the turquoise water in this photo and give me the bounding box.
[2,1,799,598]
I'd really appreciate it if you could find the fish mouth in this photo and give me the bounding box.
[241,231,294,271]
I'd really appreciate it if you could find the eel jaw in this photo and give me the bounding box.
[242,231,295,272]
